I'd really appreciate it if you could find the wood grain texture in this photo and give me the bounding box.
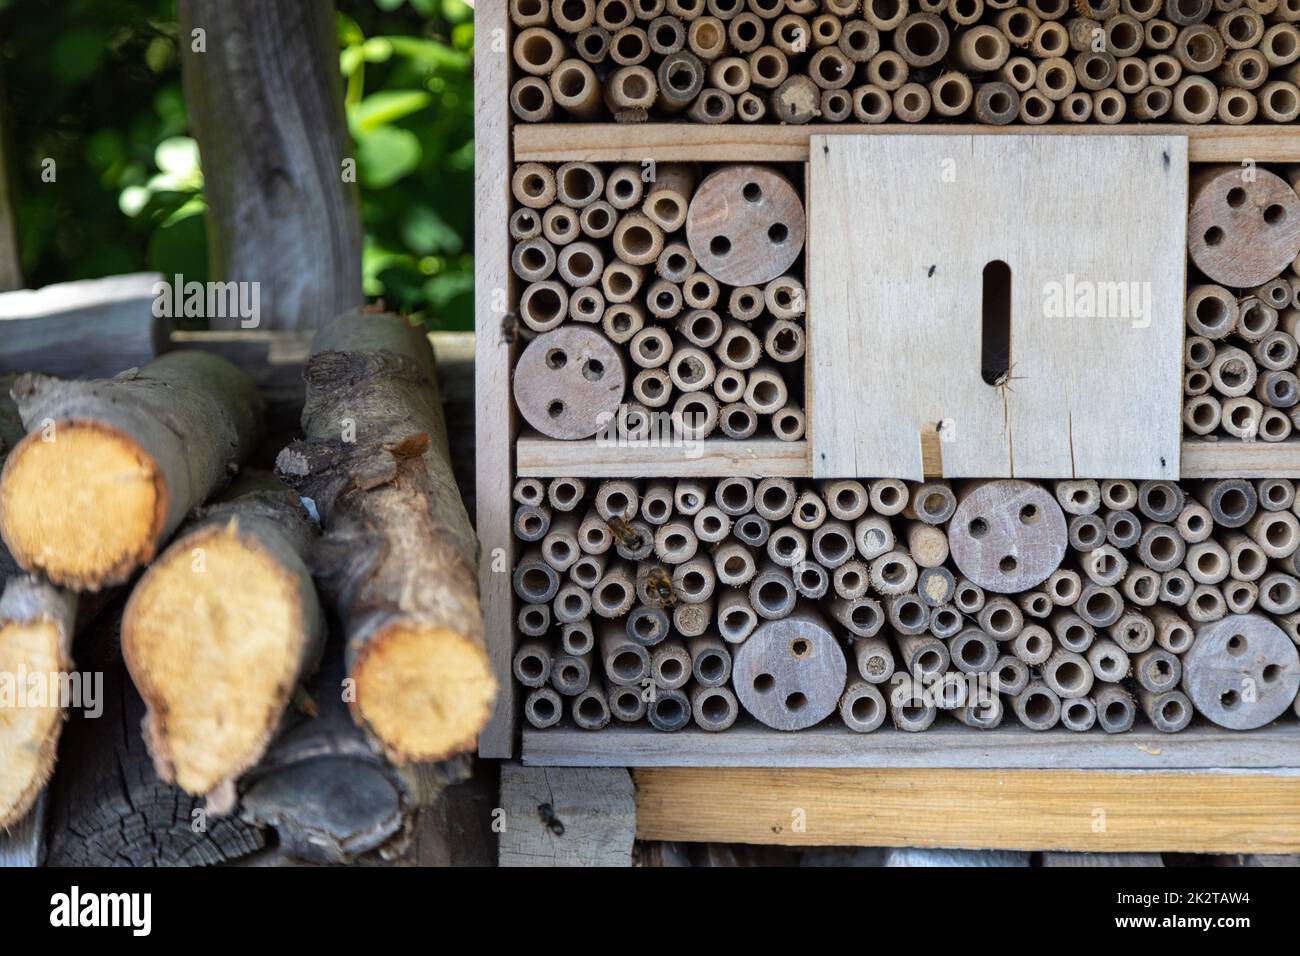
[1,274,168,379]
[178,0,363,329]
[498,764,635,867]
[517,433,811,477]
[477,0,517,758]
[809,134,1186,480]
[632,766,1300,851]
[1182,438,1300,478]
[516,123,1300,163]
[522,720,1300,769]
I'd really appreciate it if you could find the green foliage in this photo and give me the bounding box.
[0,0,475,330]
[339,0,476,329]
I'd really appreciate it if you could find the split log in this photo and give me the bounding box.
[276,310,494,763]
[0,577,76,829]
[0,351,263,590]
[122,474,324,802]
[45,612,269,866]
[0,274,168,379]
[178,0,364,329]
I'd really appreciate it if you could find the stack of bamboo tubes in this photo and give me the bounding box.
[1184,163,1300,442]
[510,160,807,442]
[512,475,1300,733]
[509,0,1300,125]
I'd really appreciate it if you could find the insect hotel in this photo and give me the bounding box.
[478,0,1300,857]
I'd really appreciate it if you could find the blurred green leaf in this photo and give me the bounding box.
[401,204,462,255]
[351,89,432,134]
[356,126,422,188]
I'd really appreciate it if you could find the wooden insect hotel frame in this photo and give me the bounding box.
[476,0,1300,852]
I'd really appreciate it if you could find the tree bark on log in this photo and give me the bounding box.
[178,0,363,330]
[0,351,263,590]
[1,274,168,380]
[276,310,493,763]
[122,474,324,803]
[233,642,464,864]
[44,613,269,867]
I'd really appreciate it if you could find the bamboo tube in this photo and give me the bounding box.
[1260,80,1300,121]
[851,83,894,121]
[1019,87,1055,121]
[892,82,932,121]
[1171,74,1218,120]
[674,597,714,637]
[570,286,605,323]
[1116,55,1149,92]
[1086,638,1130,683]
[1052,609,1095,652]
[525,687,564,728]
[840,20,882,62]
[1149,52,1182,86]
[1260,23,1300,68]
[888,674,937,732]
[1059,90,1093,120]
[550,60,604,118]
[748,45,789,89]
[510,207,543,242]
[930,71,975,115]
[1146,16,1178,48]
[728,11,766,52]
[1175,23,1225,72]
[605,64,659,115]
[514,27,567,76]
[974,81,1021,123]
[513,163,557,209]
[1001,55,1038,91]
[683,271,721,309]
[1125,0,1162,16]
[1012,623,1053,664]
[1013,681,1061,730]
[1107,12,1146,54]
[1075,50,1118,89]
[866,50,910,89]
[709,55,751,94]
[657,50,707,109]
[834,559,870,600]
[605,164,645,210]
[647,686,691,731]
[953,0,988,21]
[511,76,557,122]
[580,202,617,241]
[541,204,580,244]
[954,25,1010,71]
[551,650,593,695]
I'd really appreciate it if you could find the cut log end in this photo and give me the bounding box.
[123,522,311,797]
[352,624,496,763]
[0,423,164,589]
[0,617,66,827]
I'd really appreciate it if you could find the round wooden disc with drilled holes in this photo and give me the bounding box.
[1182,613,1300,730]
[685,165,806,287]
[1188,166,1300,288]
[732,606,846,731]
[513,326,627,439]
[948,480,1067,594]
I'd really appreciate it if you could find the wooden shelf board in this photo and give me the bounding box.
[523,718,1300,770]
[516,123,1300,164]
[632,765,1300,852]
[516,433,810,478]
[1181,438,1300,478]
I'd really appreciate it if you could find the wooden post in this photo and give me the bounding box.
[178,0,363,329]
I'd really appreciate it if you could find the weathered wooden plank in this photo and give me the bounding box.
[632,767,1300,852]
[809,134,1186,480]
[476,0,517,759]
[517,434,811,478]
[498,765,635,867]
[516,123,1300,164]
[522,720,1300,770]
[1181,438,1300,478]
[1,273,168,379]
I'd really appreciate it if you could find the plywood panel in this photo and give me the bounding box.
[809,134,1186,480]
[633,767,1300,852]
[523,721,1300,770]
[1182,438,1300,478]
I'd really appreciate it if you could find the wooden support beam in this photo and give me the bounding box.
[178,0,362,329]
[515,122,1300,163]
[632,767,1300,852]
[498,765,635,867]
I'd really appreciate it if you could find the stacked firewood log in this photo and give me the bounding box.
[509,0,1300,125]
[0,297,492,863]
[1184,163,1300,442]
[512,475,1300,733]
[511,160,807,442]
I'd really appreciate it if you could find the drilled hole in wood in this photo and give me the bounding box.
[981,259,1012,386]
